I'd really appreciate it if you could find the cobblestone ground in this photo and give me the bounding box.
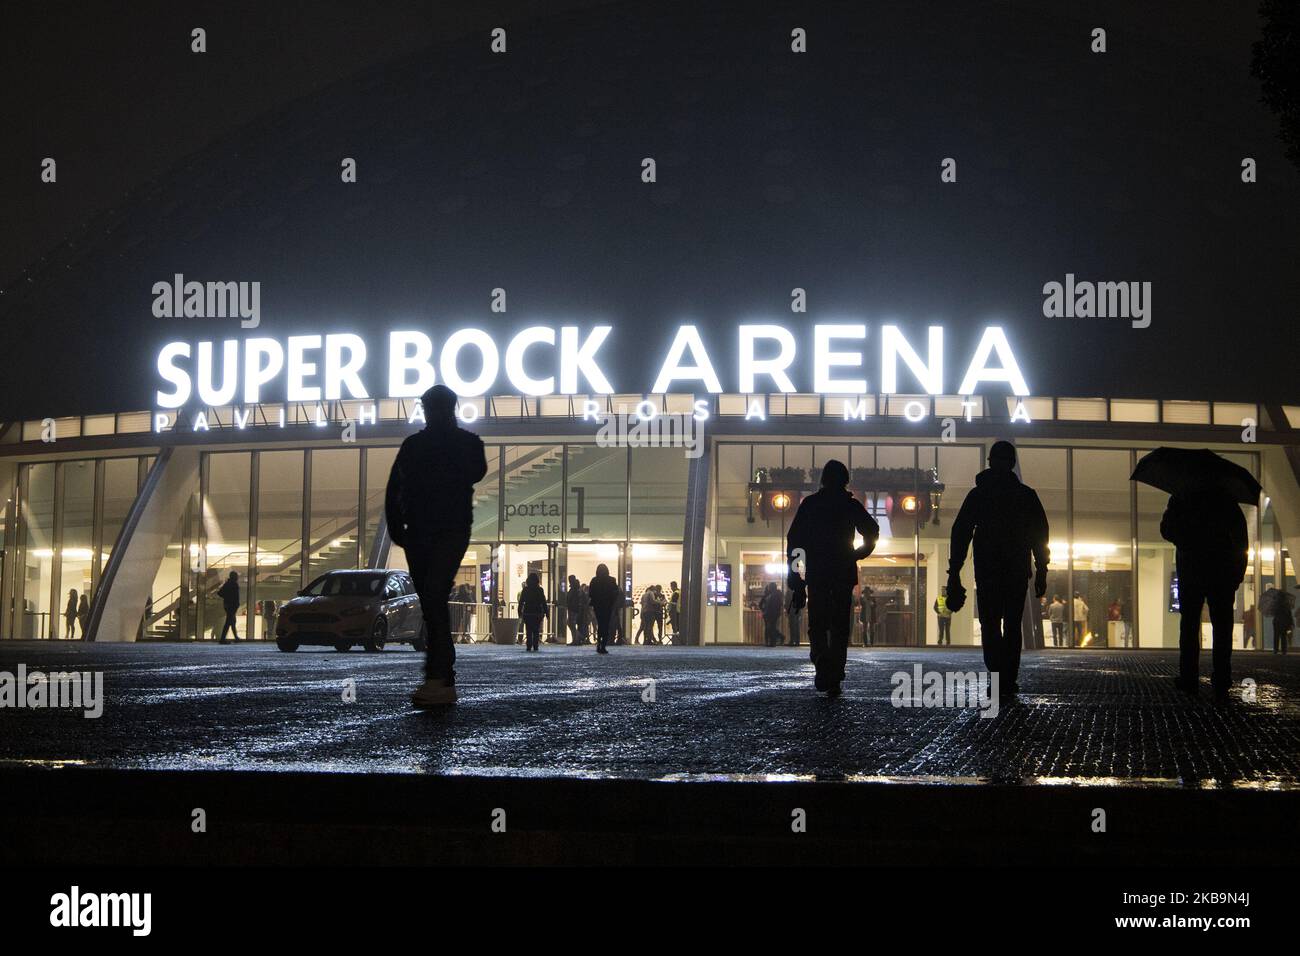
[2,641,1298,786]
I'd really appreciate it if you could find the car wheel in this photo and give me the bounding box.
[411,622,427,653]
[334,640,351,652]
[276,639,298,652]
[364,616,387,653]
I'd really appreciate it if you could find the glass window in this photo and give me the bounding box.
[18,463,56,638]
[1162,401,1210,425]
[859,445,920,646]
[630,446,689,540]
[83,414,116,436]
[1136,454,1179,651]
[1110,400,1158,423]
[58,461,96,639]
[472,445,500,544]
[201,453,251,641]
[302,571,385,596]
[501,445,565,542]
[920,445,981,645]
[115,411,152,433]
[1008,397,1053,421]
[100,458,139,573]
[362,447,397,564]
[1071,450,1134,648]
[1057,398,1107,421]
[147,485,196,642]
[256,450,305,634]
[1223,451,1260,651]
[1212,403,1256,427]
[563,444,625,541]
[307,449,361,581]
[1017,448,1069,646]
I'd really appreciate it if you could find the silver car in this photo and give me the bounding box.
[275,569,425,653]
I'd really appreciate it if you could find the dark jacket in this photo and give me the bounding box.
[217,578,240,611]
[588,573,622,617]
[947,468,1050,586]
[760,589,783,620]
[1160,493,1248,587]
[565,584,582,613]
[519,583,548,620]
[385,423,488,547]
[786,488,880,588]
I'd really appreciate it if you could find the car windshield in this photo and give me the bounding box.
[302,573,386,598]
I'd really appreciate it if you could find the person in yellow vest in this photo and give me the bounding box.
[933,587,953,645]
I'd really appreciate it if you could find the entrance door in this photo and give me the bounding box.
[500,542,556,641]
[629,542,682,644]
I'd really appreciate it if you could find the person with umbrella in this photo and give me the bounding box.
[1133,448,1255,700]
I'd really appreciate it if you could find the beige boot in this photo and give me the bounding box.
[411,679,458,707]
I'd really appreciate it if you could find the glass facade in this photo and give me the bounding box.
[4,457,153,640]
[707,441,1263,649]
[0,435,1276,653]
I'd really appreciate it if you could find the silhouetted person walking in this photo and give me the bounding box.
[579,584,593,643]
[1048,594,1066,646]
[217,570,241,642]
[261,598,277,641]
[1274,591,1293,654]
[635,589,656,644]
[64,589,78,640]
[786,459,879,696]
[77,593,90,640]
[386,383,488,707]
[565,574,583,644]
[946,441,1050,698]
[588,564,620,654]
[668,581,681,641]
[760,581,784,646]
[519,572,548,652]
[1162,490,1248,698]
[784,584,802,646]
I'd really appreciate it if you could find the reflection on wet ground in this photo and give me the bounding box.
[2,642,1298,788]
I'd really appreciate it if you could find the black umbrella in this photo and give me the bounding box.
[1130,447,1262,505]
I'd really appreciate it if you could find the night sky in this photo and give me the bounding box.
[3,0,1297,419]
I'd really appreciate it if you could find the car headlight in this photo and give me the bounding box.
[339,606,370,617]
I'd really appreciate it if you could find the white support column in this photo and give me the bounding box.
[91,447,200,642]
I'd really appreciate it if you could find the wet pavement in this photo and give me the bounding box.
[3,641,1299,788]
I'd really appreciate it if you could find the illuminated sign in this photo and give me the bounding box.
[154,323,1030,409]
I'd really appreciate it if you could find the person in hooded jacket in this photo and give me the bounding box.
[946,441,1050,698]
[587,564,621,655]
[786,459,880,696]
[1161,487,1248,698]
[386,384,488,707]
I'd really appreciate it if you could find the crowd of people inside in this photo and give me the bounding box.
[441,573,685,650]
